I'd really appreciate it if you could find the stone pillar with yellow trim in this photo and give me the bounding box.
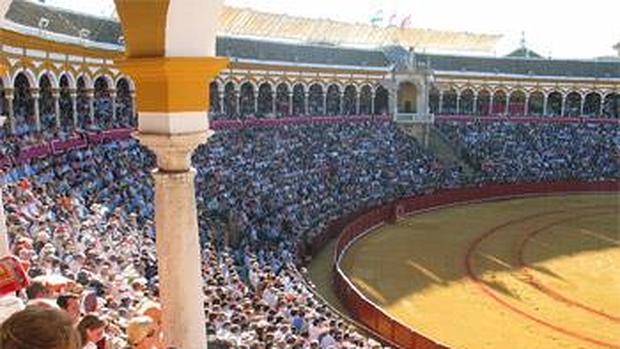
[115,1,228,348]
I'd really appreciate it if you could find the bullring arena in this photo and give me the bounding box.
[0,1,618,349]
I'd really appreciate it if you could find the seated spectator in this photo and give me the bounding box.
[77,314,106,349]
[126,316,162,349]
[0,307,81,349]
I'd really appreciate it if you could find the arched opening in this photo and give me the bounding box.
[564,92,581,116]
[429,86,439,114]
[94,77,112,128]
[343,85,357,115]
[546,92,562,116]
[308,84,324,116]
[292,84,305,116]
[459,89,475,115]
[275,83,289,118]
[257,83,273,117]
[508,90,526,116]
[477,89,491,115]
[374,86,389,115]
[359,85,372,115]
[326,84,340,116]
[528,91,544,116]
[39,74,55,132]
[223,82,237,118]
[442,88,457,115]
[239,82,255,117]
[583,93,601,117]
[14,73,34,135]
[492,90,506,115]
[208,81,220,118]
[602,93,619,118]
[76,76,91,129]
[398,82,417,113]
[59,75,73,130]
[116,78,134,127]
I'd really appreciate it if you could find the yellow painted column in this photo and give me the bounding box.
[119,57,227,349]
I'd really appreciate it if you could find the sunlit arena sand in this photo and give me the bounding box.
[338,194,620,349]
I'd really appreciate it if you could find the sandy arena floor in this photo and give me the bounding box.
[339,194,619,349]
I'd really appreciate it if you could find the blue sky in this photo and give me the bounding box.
[41,0,620,59]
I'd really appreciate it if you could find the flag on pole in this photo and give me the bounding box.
[400,14,412,29]
[370,9,384,26]
[388,13,397,26]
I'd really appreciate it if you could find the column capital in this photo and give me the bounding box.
[4,88,14,98]
[135,131,211,172]
[117,56,229,113]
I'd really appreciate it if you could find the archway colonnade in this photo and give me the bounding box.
[429,86,619,118]
[209,80,390,118]
[0,69,136,134]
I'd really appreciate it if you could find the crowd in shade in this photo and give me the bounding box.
[0,115,617,348]
[437,121,620,182]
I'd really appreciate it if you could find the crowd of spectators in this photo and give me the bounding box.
[0,116,616,348]
[437,120,620,182]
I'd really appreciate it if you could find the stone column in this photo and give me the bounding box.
[5,89,15,134]
[304,92,309,115]
[110,89,118,125]
[561,94,566,116]
[455,91,461,115]
[524,94,529,116]
[323,92,327,116]
[339,92,344,115]
[473,93,478,115]
[543,93,548,116]
[70,90,78,129]
[371,91,376,115]
[52,89,61,129]
[489,94,494,115]
[218,90,224,115]
[355,94,360,115]
[599,97,604,116]
[119,56,228,349]
[505,93,510,115]
[130,90,137,126]
[137,133,207,349]
[438,90,444,114]
[271,90,276,117]
[31,88,41,132]
[253,87,258,115]
[288,92,293,116]
[579,94,585,116]
[87,89,95,125]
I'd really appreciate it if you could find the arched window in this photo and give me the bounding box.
[564,92,581,117]
[76,76,91,129]
[508,90,526,116]
[477,89,491,115]
[582,92,601,117]
[223,82,237,118]
[59,75,74,130]
[326,84,340,115]
[528,91,544,116]
[14,73,34,134]
[602,93,619,118]
[239,82,255,117]
[374,86,389,115]
[94,77,112,128]
[429,86,440,114]
[208,81,220,118]
[257,83,273,118]
[343,85,357,115]
[39,74,55,131]
[492,90,506,115]
[307,84,324,116]
[275,83,289,118]
[442,88,457,115]
[459,89,475,115]
[546,92,562,116]
[359,85,372,115]
[292,84,305,116]
[116,78,134,127]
